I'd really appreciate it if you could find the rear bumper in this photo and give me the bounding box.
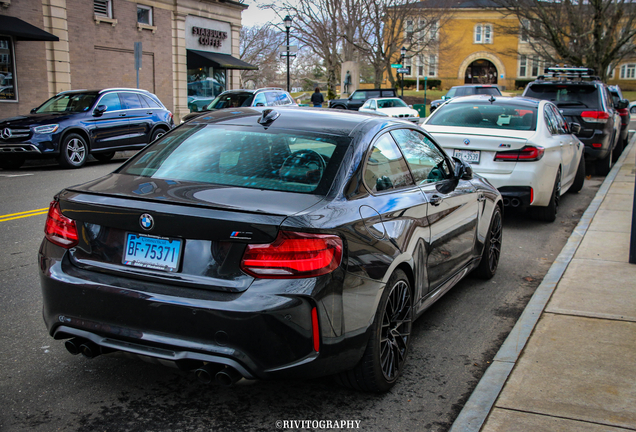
[498,186,532,208]
[578,130,613,161]
[39,240,373,380]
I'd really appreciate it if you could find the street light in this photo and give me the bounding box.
[284,15,293,93]
[400,46,407,98]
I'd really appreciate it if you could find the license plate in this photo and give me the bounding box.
[123,233,182,272]
[453,149,481,164]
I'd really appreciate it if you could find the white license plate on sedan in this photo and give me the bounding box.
[123,233,182,272]
[453,149,481,164]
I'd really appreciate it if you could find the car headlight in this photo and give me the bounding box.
[33,124,59,134]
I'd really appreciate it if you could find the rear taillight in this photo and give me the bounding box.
[44,200,78,248]
[168,112,174,124]
[618,108,629,117]
[241,231,343,279]
[580,111,610,123]
[494,146,544,162]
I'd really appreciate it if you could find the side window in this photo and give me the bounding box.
[550,105,568,134]
[391,129,450,184]
[544,105,558,134]
[97,93,122,111]
[351,91,366,101]
[265,91,290,106]
[367,91,381,99]
[253,93,266,106]
[446,88,456,98]
[120,92,143,109]
[141,94,161,108]
[364,134,414,193]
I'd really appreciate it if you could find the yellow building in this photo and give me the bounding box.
[398,0,636,91]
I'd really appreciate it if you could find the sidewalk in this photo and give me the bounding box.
[451,139,636,432]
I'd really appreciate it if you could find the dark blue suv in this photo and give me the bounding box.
[0,88,174,169]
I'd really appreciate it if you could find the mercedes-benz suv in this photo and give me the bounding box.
[0,88,174,170]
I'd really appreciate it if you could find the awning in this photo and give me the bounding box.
[0,16,59,41]
[187,50,258,71]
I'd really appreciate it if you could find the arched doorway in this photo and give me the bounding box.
[465,59,498,84]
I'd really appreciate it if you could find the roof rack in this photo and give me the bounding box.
[536,66,600,81]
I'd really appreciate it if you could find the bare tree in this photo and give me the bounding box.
[262,0,345,98]
[490,0,636,80]
[240,25,285,88]
[346,0,455,88]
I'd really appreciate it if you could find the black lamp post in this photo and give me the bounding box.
[284,15,293,93]
[400,46,407,97]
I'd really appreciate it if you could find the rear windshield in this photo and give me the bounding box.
[525,84,600,109]
[207,92,254,110]
[427,102,538,130]
[474,87,502,95]
[118,124,350,195]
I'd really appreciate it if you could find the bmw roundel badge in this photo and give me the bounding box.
[463,138,470,146]
[139,213,154,231]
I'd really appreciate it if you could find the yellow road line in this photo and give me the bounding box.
[0,208,49,222]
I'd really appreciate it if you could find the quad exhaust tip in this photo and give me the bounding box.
[194,364,243,386]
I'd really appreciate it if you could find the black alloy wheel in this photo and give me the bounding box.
[336,269,413,392]
[473,205,502,279]
[58,133,88,168]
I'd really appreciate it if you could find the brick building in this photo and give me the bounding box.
[0,0,256,121]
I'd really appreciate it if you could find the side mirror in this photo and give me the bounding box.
[452,157,473,180]
[617,99,629,109]
[569,122,581,135]
[30,108,37,114]
[93,105,107,116]
[408,104,413,108]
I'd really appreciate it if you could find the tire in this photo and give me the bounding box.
[58,133,88,168]
[150,128,167,143]
[0,155,26,170]
[473,205,502,279]
[612,138,623,163]
[595,150,613,176]
[531,169,561,222]
[337,269,413,392]
[93,151,115,162]
[568,154,585,194]
[631,106,636,114]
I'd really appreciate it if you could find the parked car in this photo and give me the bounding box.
[328,88,397,110]
[429,84,502,114]
[40,107,503,392]
[423,95,585,222]
[182,88,296,123]
[522,67,623,175]
[187,78,224,113]
[358,97,420,123]
[607,85,630,153]
[0,88,174,170]
[629,100,636,114]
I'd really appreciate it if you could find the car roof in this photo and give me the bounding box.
[445,95,541,107]
[367,97,403,101]
[185,106,392,136]
[56,88,153,96]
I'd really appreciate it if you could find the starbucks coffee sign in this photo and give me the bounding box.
[185,16,231,55]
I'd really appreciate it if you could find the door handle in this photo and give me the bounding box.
[119,113,127,117]
[430,194,443,206]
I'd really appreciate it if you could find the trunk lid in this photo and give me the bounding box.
[61,174,326,292]
[424,126,533,175]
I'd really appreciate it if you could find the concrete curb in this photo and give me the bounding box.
[449,137,636,432]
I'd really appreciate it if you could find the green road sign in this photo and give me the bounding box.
[391,64,402,68]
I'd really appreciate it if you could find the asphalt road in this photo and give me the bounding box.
[0,151,606,432]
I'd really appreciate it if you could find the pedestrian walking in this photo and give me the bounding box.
[310,87,324,108]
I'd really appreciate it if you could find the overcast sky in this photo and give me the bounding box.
[241,1,281,27]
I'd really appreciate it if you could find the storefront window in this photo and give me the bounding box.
[0,37,17,101]
[186,66,226,112]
